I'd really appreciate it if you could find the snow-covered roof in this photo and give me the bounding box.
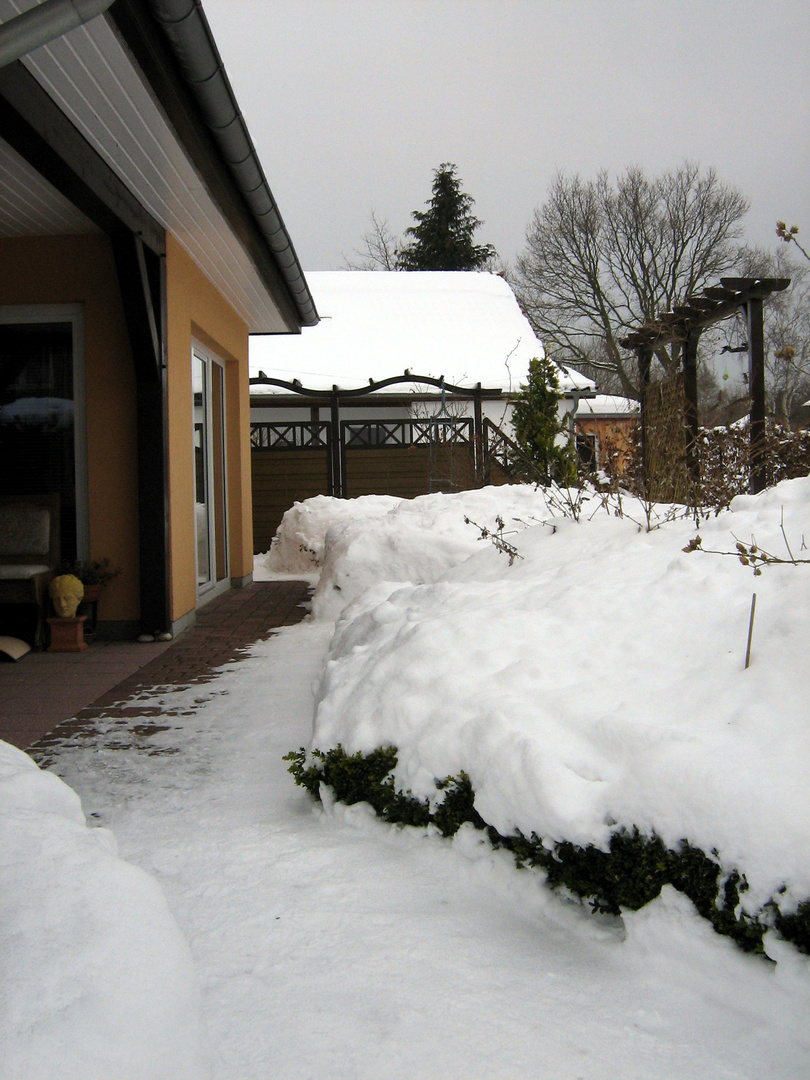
[575,394,639,417]
[249,271,594,396]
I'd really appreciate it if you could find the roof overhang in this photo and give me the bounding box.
[0,0,317,333]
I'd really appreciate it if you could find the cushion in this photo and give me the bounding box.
[0,564,51,579]
[0,505,51,557]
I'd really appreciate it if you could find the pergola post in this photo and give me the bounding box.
[746,297,767,494]
[330,387,343,498]
[638,347,653,495]
[682,328,701,491]
[473,383,483,485]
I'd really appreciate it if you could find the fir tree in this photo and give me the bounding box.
[511,356,576,484]
[397,163,496,271]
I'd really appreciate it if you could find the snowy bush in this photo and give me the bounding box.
[601,417,810,513]
[697,423,810,510]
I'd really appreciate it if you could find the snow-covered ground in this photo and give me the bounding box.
[3,480,810,1078]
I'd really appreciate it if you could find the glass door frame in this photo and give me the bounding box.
[192,342,228,599]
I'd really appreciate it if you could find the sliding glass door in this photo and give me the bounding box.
[192,345,227,593]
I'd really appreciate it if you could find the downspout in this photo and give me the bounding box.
[0,0,115,69]
[147,0,318,328]
[567,390,582,445]
[566,388,595,446]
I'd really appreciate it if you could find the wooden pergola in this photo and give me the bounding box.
[620,277,790,494]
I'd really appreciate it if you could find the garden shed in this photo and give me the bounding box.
[573,394,640,473]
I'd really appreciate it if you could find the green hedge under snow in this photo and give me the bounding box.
[285,743,809,959]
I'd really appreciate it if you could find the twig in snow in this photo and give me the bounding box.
[780,507,797,565]
[682,532,810,576]
[464,515,523,565]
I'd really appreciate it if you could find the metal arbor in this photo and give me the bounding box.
[428,378,463,492]
[620,277,790,494]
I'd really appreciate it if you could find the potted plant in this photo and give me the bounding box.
[56,558,121,601]
[55,559,122,635]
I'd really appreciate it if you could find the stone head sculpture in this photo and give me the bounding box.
[49,574,84,619]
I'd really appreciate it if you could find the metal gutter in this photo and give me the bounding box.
[146,0,318,327]
[0,0,114,69]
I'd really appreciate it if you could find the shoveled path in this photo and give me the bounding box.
[1,580,310,753]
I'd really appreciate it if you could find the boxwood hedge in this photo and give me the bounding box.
[285,744,808,958]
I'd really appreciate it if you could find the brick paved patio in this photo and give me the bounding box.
[0,580,311,751]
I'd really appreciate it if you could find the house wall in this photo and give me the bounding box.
[0,233,140,626]
[164,233,253,629]
[574,416,638,473]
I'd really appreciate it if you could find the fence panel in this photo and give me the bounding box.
[250,418,479,552]
[250,423,331,553]
[342,419,475,498]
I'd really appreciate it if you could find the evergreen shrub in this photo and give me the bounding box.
[285,744,810,959]
[510,356,577,485]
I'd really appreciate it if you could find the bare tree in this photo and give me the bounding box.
[343,210,401,270]
[512,162,750,397]
[555,337,629,397]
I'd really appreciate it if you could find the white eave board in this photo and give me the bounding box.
[0,135,98,235]
[0,0,289,333]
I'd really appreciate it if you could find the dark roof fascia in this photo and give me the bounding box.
[250,392,481,410]
[108,0,317,331]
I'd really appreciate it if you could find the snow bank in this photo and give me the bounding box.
[304,479,810,916]
[0,741,208,1080]
[297,486,559,620]
[264,492,401,576]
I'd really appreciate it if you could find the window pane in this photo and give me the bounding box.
[192,352,210,587]
[0,322,75,560]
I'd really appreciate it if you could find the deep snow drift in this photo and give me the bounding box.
[0,741,208,1080]
[3,478,809,1078]
[277,480,810,922]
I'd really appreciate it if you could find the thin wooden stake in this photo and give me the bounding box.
[745,593,757,670]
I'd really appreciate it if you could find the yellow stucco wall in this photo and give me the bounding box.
[1,232,255,632]
[0,234,140,623]
[164,233,253,626]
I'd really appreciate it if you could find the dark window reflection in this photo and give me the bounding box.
[0,322,76,560]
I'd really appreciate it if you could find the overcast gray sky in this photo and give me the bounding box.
[203,0,810,273]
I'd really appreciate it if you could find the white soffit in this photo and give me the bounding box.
[0,135,97,235]
[0,0,288,332]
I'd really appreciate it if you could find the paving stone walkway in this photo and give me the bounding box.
[1,580,310,753]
